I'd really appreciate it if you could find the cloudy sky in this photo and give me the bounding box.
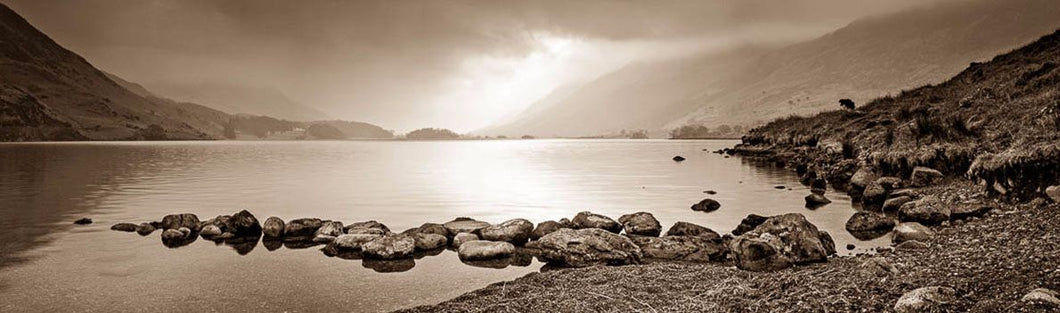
[6,0,943,132]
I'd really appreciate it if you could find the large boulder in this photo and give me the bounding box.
[898,195,951,225]
[629,235,727,262]
[443,217,491,236]
[666,221,720,239]
[362,235,416,260]
[849,166,877,189]
[875,177,903,190]
[571,211,622,233]
[457,240,516,260]
[530,220,567,240]
[479,218,534,244]
[161,213,201,232]
[845,212,896,232]
[618,212,662,237]
[315,221,345,238]
[223,210,261,236]
[893,286,956,313]
[528,228,642,267]
[861,182,888,205]
[732,214,769,236]
[892,222,935,244]
[883,196,914,212]
[330,233,381,251]
[412,232,448,250]
[690,198,721,212]
[283,218,323,238]
[451,232,479,248]
[346,220,391,235]
[910,167,944,187]
[729,213,830,271]
[262,217,285,238]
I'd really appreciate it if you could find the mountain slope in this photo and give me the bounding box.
[146,82,331,122]
[489,0,1060,138]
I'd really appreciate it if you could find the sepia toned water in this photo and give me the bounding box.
[0,140,887,312]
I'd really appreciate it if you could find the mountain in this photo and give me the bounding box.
[0,3,230,140]
[145,82,330,122]
[488,0,1060,138]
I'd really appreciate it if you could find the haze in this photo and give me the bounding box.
[5,0,947,132]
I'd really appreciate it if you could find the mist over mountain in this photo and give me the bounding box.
[145,82,330,122]
[487,0,1060,138]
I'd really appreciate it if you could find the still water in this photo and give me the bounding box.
[0,140,886,312]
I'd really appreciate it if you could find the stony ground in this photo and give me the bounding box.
[399,189,1059,312]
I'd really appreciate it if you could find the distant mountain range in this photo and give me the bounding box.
[0,3,386,141]
[483,0,1060,138]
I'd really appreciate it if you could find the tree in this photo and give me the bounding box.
[406,128,461,139]
[839,99,856,110]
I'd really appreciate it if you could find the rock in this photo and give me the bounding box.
[73,218,92,225]
[346,220,391,236]
[161,213,201,232]
[850,166,877,189]
[628,235,727,262]
[135,223,156,235]
[571,211,622,233]
[200,225,223,238]
[910,167,944,187]
[859,257,898,277]
[893,286,956,313]
[262,217,285,238]
[951,203,994,220]
[690,198,721,212]
[898,195,950,224]
[665,221,720,239]
[1022,288,1060,306]
[819,231,837,256]
[774,185,786,189]
[177,227,191,236]
[413,223,447,237]
[530,220,566,240]
[283,218,323,238]
[223,210,261,235]
[362,235,416,260]
[479,218,534,244]
[161,229,185,242]
[412,232,448,250]
[732,214,769,236]
[443,217,491,236]
[1047,186,1060,202]
[845,212,896,232]
[457,240,516,260]
[729,213,830,271]
[704,190,717,195]
[805,193,831,207]
[557,218,575,228]
[890,189,919,198]
[200,215,231,232]
[892,222,935,244]
[331,234,381,251]
[312,235,337,243]
[451,232,479,248]
[895,240,930,251]
[617,212,662,237]
[672,156,685,162]
[110,223,138,232]
[883,196,914,212]
[875,176,903,190]
[861,182,888,205]
[528,228,642,267]
[315,221,345,238]
[846,244,855,250]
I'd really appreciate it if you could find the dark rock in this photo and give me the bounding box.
[894,286,956,313]
[892,222,935,244]
[629,235,727,262]
[950,203,994,220]
[412,232,448,250]
[571,211,622,233]
[135,223,156,236]
[200,225,223,238]
[148,221,164,229]
[161,229,185,241]
[451,232,479,248]
[263,239,283,251]
[704,190,717,195]
[223,210,261,236]
[458,240,516,260]
[810,178,828,191]
[262,217,284,238]
[200,215,231,232]
[283,218,323,238]
[73,218,92,225]
[691,198,721,212]
[557,218,575,228]
[732,214,769,236]
[819,231,837,256]
[362,258,415,273]
[672,156,685,162]
[479,218,534,244]
[876,177,903,190]
[805,193,832,207]
[442,217,491,236]
[898,195,950,224]
[413,223,448,237]
[883,196,914,212]
[617,212,662,237]
[528,228,642,267]
[314,221,345,240]
[362,235,415,260]
[849,166,877,189]
[110,223,138,232]
[845,212,896,232]
[530,220,567,240]
[846,244,855,250]
[729,213,830,271]
[910,167,944,187]
[161,213,201,232]
[346,220,391,235]
[666,221,720,239]
[774,185,786,189]
[861,182,888,205]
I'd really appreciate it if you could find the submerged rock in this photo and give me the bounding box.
[571,211,622,233]
[362,235,416,260]
[442,217,491,236]
[479,218,534,244]
[665,221,720,239]
[283,218,324,238]
[898,195,950,224]
[451,232,479,248]
[262,217,285,238]
[690,198,721,212]
[528,228,642,267]
[530,220,567,240]
[161,213,201,232]
[629,235,727,262]
[618,212,662,237]
[110,223,138,232]
[892,222,935,244]
[910,167,944,187]
[893,286,956,313]
[457,240,516,260]
[73,218,92,225]
[729,213,830,271]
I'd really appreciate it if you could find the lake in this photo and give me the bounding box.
[0,139,887,312]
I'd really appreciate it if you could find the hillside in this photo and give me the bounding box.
[146,82,330,122]
[735,28,1060,199]
[487,0,1060,138]
[0,3,230,140]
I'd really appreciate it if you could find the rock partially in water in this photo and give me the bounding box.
[665,221,720,239]
[362,235,415,260]
[883,196,914,212]
[412,232,448,250]
[628,235,727,262]
[161,228,197,248]
[672,156,685,162]
[731,214,769,236]
[618,212,662,237]
[910,166,944,187]
[729,213,830,271]
[805,193,832,207]
[893,286,956,313]
[330,233,382,251]
[845,212,896,232]
[200,215,231,233]
[892,222,935,244]
[73,218,92,225]
[283,218,324,238]
[262,217,285,238]
[530,220,567,240]
[898,195,950,225]
[135,223,156,236]
[161,213,201,232]
[528,228,641,267]
[443,217,491,236]
[315,221,345,238]
[346,220,391,236]
[451,232,479,248]
[571,211,622,233]
[161,229,185,241]
[110,223,138,232]
[412,223,447,238]
[223,210,261,236]
[457,240,516,260]
[200,225,223,238]
[479,218,534,244]
[690,198,721,212]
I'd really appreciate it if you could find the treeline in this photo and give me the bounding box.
[669,124,746,139]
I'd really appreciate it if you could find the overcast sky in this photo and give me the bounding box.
[5,0,947,132]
